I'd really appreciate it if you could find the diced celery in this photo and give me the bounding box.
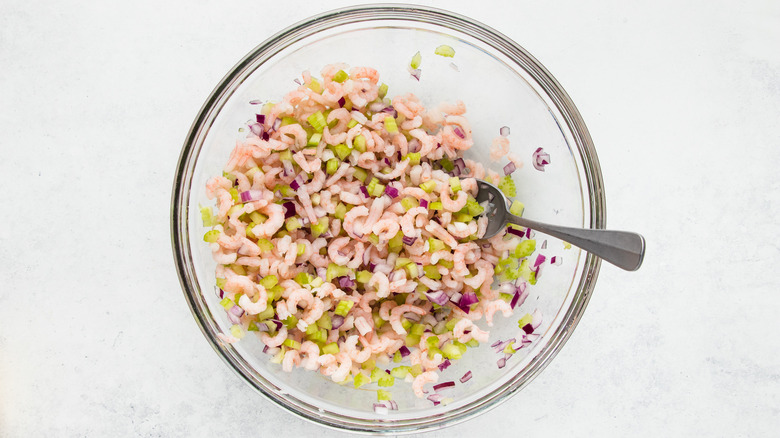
[277,184,295,197]
[316,313,332,330]
[410,323,425,337]
[504,343,517,354]
[419,180,437,193]
[403,152,421,166]
[370,182,386,197]
[281,117,298,126]
[440,157,455,172]
[432,320,447,335]
[294,272,310,285]
[356,270,373,284]
[498,175,517,197]
[230,324,245,339]
[259,275,278,289]
[366,177,379,195]
[219,298,234,311]
[404,334,420,347]
[312,217,329,238]
[333,143,352,161]
[510,200,525,216]
[564,241,572,249]
[393,351,403,363]
[426,336,440,350]
[518,258,536,284]
[400,197,418,211]
[255,304,275,321]
[270,348,285,364]
[307,132,322,147]
[326,158,339,175]
[423,265,441,280]
[453,340,468,354]
[401,318,412,332]
[334,300,354,316]
[203,230,220,243]
[283,315,298,330]
[297,243,306,256]
[427,347,443,360]
[454,213,472,223]
[377,390,392,401]
[377,374,395,387]
[500,292,513,302]
[283,338,301,350]
[200,205,217,227]
[305,322,320,336]
[434,45,456,57]
[229,264,246,276]
[226,204,243,218]
[353,372,371,388]
[247,321,259,332]
[410,51,422,69]
[215,278,226,289]
[370,367,384,381]
[307,111,327,133]
[449,177,461,193]
[384,116,398,134]
[514,239,536,258]
[466,339,480,348]
[427,238,446,252]
[270,284,285,300]
[378,83,389,99]
[394,257,412,268]
[466,197,485,216]
[517,313,533,329]
[353,167,368,183]
[409,364,423,377]
[444,318,460,332]
[326,263,351,282]
[441,342,463,360]
[308,78,323,94]
[390,366,409,378]
[249,211,267,224]
[256,238,274,253]
[285,217,302,232]
[373,312,386,329]
[322,342,339,355]
[310,277,324,288]
[353,135,367,153]
[334,202,347,220]
[429,201,443,211]
[437,259,454,269]
[333,70,348,83]
[347,119,359,129]
[404,263,419,279]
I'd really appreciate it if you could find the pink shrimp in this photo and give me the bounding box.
[389,304,426,335]
[368,272,390,298]
[327,237,352,265]
[309,238,329,267]
[343,335,372,363]
[412,371,438,398]
[282,349,301,372]
[339,190,365,205]
[300,298,326,328]
[484,299,513,326]
[452,242,479,278]
[346,242,366,270]
[299,341,321,371]
[345,80,378,109]
[287,288,314,312]
[315,282,346,300]
[331,352,353,382]
[372,219,401,242]
[318,354,337,376]
[237,290,268,315]
[305,170,326,194]
[292,151,321,174]
[325,162,350,186]
[358,292,378,313]
[379,300,396,321]
[489,136,510,161]
[206,176,232,199]
[341,206,368,239]
[392,94,425,119]
[440,185,468,212]
[439,100,466,115]
[408,129,437,157]
[374,159,410,181]
[464,159,485,179]
[447,220,478,238]
[260,327,288,348]
[463,259,494,289]
[424,221,459,248]
[453,319,489,343]
[401,206,428,237]
[250,203,285,237]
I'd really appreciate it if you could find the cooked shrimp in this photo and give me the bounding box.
[412,371,438,398]
[389,304,426,335]
[299,341,321,371]
[484,299,513,326]
[282,349,301,372]
[251,203,285,237]
[331,352,353,382]
[260,327,288,348]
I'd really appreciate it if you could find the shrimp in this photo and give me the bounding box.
[237,291,268,315]
[368,272,390,298]
[331,352,353,382]
[293,151,321,174]
[206,176,232,199]
[440,185,468,212]
[464,159,485,179]
[282,349,301,372]
[447,221,478,238]
[389,304,426,335]
[408,129,437,157]
[349,66,380,83]
[424,221,459,248]
[301,298,326,327]
[374,159,410,181]
[328,237,352,266]
[343,335,372,363]
[347,242,366,270]
[489,136,510,161]
[251,203,285,237]
[379,300,396,321]
[452,242,480,278]
[318,354,337,376]
[260,327,288,348]
[412,371,439,398]
[401,206,428,237]
[343,206,369,239]
[452,319,489,343]
[484,299,513,326]
[305,170,326,194]
[463,259,494,289]
[372,219,401,242]
[287,289,314,314]
[299,341,321,371]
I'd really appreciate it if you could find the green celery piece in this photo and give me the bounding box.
[434,45,455,57]
[410,51,422,69]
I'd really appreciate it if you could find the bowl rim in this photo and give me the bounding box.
[171,3,605,434]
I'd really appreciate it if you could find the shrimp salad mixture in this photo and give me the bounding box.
[201,64,549,405]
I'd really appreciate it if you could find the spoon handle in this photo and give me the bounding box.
[505,214,646,271]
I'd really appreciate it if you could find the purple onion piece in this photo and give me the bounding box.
[497,357,507,369]
[433,381,455,392]
[216,288,225,299]
[449,292,462,305]
[503,161,516,175]
[256,114,265,124]
[230,305,245,317]
[399,346,411,357]
[453,126,465,139]
[249,100,263,105]
[460,370,472,383]
[419,199,429,209]
[534,254,546,268]
[331,315,345,329]
[438,359,452,371]
[500,126,510,137]
[249,123,264,137]
[262,131,270,141]
[368,101,386,112]
[338,97,346,107]
[541,240,548,249]
[507,227,524,237]
[402,235,417,246]
[427,393,443,402]
[532,147,551,171]
[337,276,356,289]
[522,323,534,334]
[282,201,296,219]
[360,186,370,198]
[409,68,421,81]
[425,290,449,306]
[227,311,241,325]
[272,118,282,131]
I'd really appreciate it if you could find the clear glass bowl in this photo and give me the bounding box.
[171,4,604,434]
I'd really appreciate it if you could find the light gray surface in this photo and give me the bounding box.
[1,0,778,436]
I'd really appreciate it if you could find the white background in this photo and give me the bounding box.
[1,1,779,436]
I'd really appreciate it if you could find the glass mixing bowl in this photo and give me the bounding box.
[171,4,605,434]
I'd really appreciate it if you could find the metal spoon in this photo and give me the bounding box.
[476,180,645,271]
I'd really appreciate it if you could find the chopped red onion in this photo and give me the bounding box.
[507,227,524,237]
[383,157,391,167]
[373,404,389,414]
[551,256,562,266]
[500,126,510,137]
[290,177,302,191]
[272,118,282,131]
[419,199,429,209]
[534,254,546,268]
[532,147,551,171]
[337,97,346,107]
[433,381,455,392]
[541,240,547,249]
[521,323,534,335]
[438,359,451,371]
[293,78,302,85]
[368,262,376,272]
[388,400,398,410]
[460,370,472,383]
[408,138,421,153]
[271,319,283,330]
[262,345,269,353]
[360,186,370,198]
[427,393,443,403]
[399,346,411,357]
[262,131,270,141]
[409,68,421,81]
[227,311,241,325]
[240,190,263,203]
[331,315,345,329]
[503,162,516,175]
[316,267,327,280]
[338,276,356,289]
[526,333,540,342]
[282,201,296,219]
[425,290,449,305]
[459,292,478,311]
[256,114,265,124]
[282,160,294,177]
[453,126,466,139]
[216,288,225,299]
[249,123,264,137]
[531,309,542,329]
[403,312,421,322]
[381,106,398,118]
[230,305,245,317]
[249,100,263,105]
[497,357,507,369]
[449,292,462,305]
[525,227,534,239]
[491,339,503,348]
[453,158,466,175]
[402,235,417,246]
[510,285,528,309]
[384,186,399,198]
